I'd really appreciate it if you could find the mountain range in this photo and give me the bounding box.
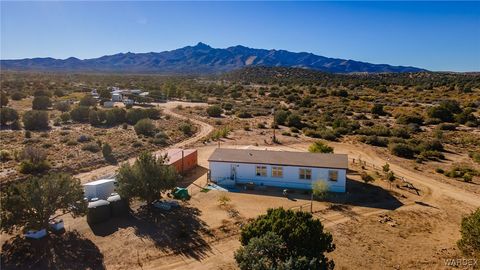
[0,42,426,74]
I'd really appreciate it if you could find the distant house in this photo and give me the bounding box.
[123,99,134,106]
[208,148,347,192]
[103,101,115,108]
[91,89,99,98]
[111,91,123,102]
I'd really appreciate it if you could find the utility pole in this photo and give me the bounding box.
[272,108,276,143]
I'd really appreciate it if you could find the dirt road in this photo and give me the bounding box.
[75,102,213,183]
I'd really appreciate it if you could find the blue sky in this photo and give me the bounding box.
[1,1,479,71]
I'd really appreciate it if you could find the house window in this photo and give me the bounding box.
[256,166,267,177]
[328,170,338,182]
[272,166,283,178]
[299,168,312,180]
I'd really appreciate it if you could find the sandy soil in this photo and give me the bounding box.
[2,102,479,270]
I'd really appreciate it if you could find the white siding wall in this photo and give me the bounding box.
[209,161,346,192]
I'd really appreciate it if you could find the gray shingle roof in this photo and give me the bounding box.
[208,148,348,169]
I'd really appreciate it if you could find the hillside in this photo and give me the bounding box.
[0,43,426,74]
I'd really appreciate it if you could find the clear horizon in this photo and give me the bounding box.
[1,1,479,72]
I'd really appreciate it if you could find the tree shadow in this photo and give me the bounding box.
[1,230,105,270]
[88,204,213,260]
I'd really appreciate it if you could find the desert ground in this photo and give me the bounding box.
[2,101,478,270]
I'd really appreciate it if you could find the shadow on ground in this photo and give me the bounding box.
[1,230,105,270]
[178,166,208,187]
[89,204,212,260]
[215,177,404,211]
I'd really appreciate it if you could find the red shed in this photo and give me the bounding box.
[164,148,198,174]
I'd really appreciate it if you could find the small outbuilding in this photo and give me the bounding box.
[161,149,198,174]
[208,148,348,192]
[83,178,116,200]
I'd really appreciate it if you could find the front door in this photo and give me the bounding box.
[230,164,236,180]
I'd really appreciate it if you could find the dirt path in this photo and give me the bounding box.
[75,102,213,183]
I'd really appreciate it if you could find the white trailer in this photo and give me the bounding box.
[83,179,116,200]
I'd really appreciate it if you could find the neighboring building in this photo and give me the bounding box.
[123,99,134,106]
[208,148,348,192]
[161,148,198,174]
[103,101,115,108]
[111,91,123,102]
[91,89,99,98]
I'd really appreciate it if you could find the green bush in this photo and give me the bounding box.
[437,123,457,130]
[418,150,445,161]
[19,160,51,174]
[361,172,374,184]
[78,95,96,107]
[10,92,24,100]
[428,105,454,122]
[126,108,148,125]
[77,134,93,143]
[443,165,478,180]
[469,152,480,164]
[396,114,424,125]
[457,208,480,258]
[356,125,391,137]
[308,141,333,153]
[70,106,90,122]
[106,108,126,126]
[274,110,289,125]
[371,104,386,116]
[60,112,71,123]
[0,150,12,162]
[54,89,65,97]
[0,107,19,126]
[206,105,223,117]
[222,102,233,111]
[236,111,252,118]
[286,113,302,128]
[359,135,388,147]
[389,143,415,159]
[81,143,101,153]
[33,90,52,97]
[134,118,155,137]
[54,101,71,112]
[179,122,194,135]
[18,146,50,174]
[32,96,52,110]
[22,110,49,130]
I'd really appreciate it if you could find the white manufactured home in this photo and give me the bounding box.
[208,148,348,192]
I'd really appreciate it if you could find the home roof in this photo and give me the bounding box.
[156,148,197,165]
[84,178,116,186]
[208,148,348,169]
